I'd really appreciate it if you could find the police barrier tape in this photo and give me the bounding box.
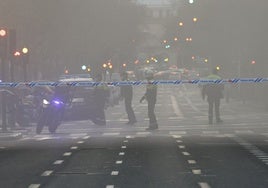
[0,78,268,88]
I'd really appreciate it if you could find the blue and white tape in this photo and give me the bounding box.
[0,78,267,88]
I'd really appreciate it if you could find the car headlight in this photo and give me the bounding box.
[43,99,50,105]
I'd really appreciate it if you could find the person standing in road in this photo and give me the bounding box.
[92,74,109,126]
[140,70,158,130]
[120,72,137,125]
[202,68,224,125]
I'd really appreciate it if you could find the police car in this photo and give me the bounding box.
[59,74,96,120]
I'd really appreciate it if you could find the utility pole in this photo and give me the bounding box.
[0,29,8,132]
[8,29,17,129]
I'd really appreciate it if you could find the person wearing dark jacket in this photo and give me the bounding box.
[92,74,109,126]
[140,70,158,130]
[120,72,137,125]
[202,68,224,125]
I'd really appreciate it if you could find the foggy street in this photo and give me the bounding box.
[1,85,268,188]
[1,0,268,188]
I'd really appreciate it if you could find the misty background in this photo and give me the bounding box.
[0,0,268,105]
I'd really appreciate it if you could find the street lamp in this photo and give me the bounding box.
[193,17,197,22]
[22,47,28,54]
[81,65,87,70]
[189,0,194,4]
[179,22,184,27]
[21,47,29,82]
[0,29,7,37]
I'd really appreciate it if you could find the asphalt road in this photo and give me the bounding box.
[1,85,268,188]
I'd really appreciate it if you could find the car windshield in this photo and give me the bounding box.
[1,1,268,188]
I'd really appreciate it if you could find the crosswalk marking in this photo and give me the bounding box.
[102,132,120,136]
[235,130,254,134]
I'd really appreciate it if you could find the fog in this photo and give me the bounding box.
[0,0,268,106]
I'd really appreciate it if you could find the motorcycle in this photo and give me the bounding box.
[36,97,65,134]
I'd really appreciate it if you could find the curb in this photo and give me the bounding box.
[0,132,23,141]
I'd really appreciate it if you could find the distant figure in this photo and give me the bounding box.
[91,74,109,126]
[140,70,158,130]
[202,68,224,124]
[120,72,137,125]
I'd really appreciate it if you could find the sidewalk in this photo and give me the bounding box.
[0,127,31,141]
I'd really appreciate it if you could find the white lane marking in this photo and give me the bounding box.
[70,146,78,150]
[179,145,186,149]
[0,147,6,149]
[123,140,128,143]
[36,137,52,141]
[103,132,120,136]
[168,117,183,120]
[111,171,119,176]
[126,135,135,139]
[112,112,122,115]
[28,184,41,188]
[119,152,125,156]
[170,131,186,135]
[70,133,87,137]
[170,95,184,118]
[77,141,84,144]
[233,137,268,166]
[136,132,151,135]
[176,140,183,143]
[53,160,64,165]
[121,146,127,149]
[172,135,182,138]
[235,130,254,134]
[41,170,53,176]
[181,88,204,114]
[258,156,268,159]
[83,136,90,139]
[203,131,219,134]
[188,160,197,164]
[119,119,128,122]
[106,185,114,188]
[198,182,211,188]
[63,152,72,156]
[116,160,123,164]
[182,152,190,156]
[192,169,202,174]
